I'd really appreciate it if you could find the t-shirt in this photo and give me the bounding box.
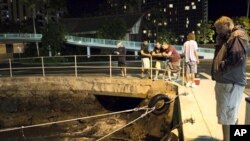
[152,46,165,61]
[183,40,198,62]
[140,44,150,58]
[118,46,126,63]
[163,45,180,62]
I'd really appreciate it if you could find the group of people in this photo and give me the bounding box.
[140,40,182,81]
[115,32,200,88]
[140,32,199,88]
[115,16,248,141]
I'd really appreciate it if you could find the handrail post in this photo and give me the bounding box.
[74,55,78,77]
[41,57,45,77]
[182,58,185,86]
[150,56,152,80]
[9,59,12,78]
[109,55,112,78]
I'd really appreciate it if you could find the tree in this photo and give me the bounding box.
[157,29,177,44]
[41,23,66,56]
[233,16,250,38]
[22,0,46,56]
[195,21,215,44]
[97,18,127,40]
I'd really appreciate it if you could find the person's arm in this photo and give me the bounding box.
[224,37,247,66]
[194,42,200,64]
[140,50,151,57]
[152,51,162,57]
[194,50,199,64]
[162,51,172,57]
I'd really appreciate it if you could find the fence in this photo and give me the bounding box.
[0,55,186,83]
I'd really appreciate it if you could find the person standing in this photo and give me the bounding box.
[151,41,164,80]
[140,40,151,78]
[162,41,181,81]
[115,41,127,77]
[212,16,249,141]
[183,32,199,88]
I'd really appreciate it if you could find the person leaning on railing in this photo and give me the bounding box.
[161,41,181,81]
[114,41,127,77]
[151,41,165,80]
[140,40,151,79]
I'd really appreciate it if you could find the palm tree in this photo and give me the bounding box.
[21,0,45,56]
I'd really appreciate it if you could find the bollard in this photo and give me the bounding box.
[245,97,250,124]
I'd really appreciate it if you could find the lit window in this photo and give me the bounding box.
[192,5,196,9]
[153,19,156,23]
[143,0,146,4]
[164,8,166,12]
[191,2,195,5]
[164,22,167,26]
[124,5,127,9]
[148,13,151,17]
[169,4,173,8]
[185,6,190,10]
[197,23,201,27]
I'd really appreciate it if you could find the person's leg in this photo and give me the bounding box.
[185,62,192,87]
[144,58,150,78]
[141,60,145,78]
[190,62,197,87]
[222,125,230,141]
[124,67,127,77]
[215,83,245,141]
[154,61,161,80]
[121,68,124,77]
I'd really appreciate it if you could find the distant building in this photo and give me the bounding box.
[141,0,208,42]
[104,0,208,42]
[0,0,30,23]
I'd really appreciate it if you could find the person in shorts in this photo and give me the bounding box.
[162,41,181,81]
[212,16,249,141]
[183,32,199,88]
[140,40,151,78]
[151,41,164,80]
[115,41,127,77]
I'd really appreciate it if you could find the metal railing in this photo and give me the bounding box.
[0,55,186,83]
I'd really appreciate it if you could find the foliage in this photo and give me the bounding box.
[233,16,250,38]
[21,0,45,9]
[97,18,127,40]
[41,23,66,56]
[195,21,215,44]
[157,29,177,44]
[48,0,66,9]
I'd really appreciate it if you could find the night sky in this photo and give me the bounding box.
[208,0,248,21]
[67,0,249,21]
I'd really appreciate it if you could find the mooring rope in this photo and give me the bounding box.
[0,106,151,133]
[96,107,155,141]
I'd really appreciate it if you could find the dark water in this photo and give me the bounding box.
[0,96,165,141]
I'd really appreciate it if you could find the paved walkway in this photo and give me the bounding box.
[174,78,248,141]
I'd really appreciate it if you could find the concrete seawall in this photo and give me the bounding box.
[0,76,180,140]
